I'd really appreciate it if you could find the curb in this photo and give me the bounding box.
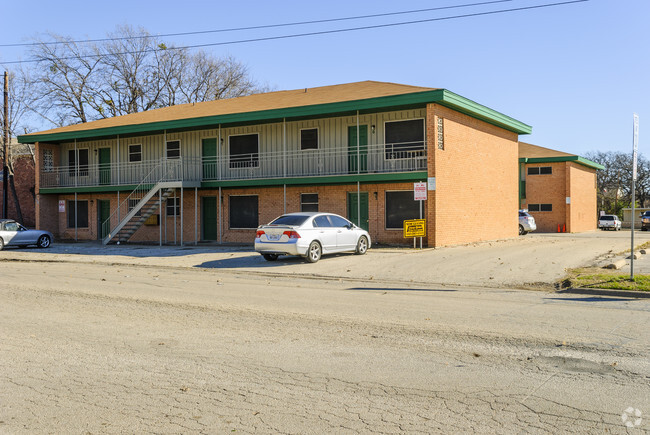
[559,288,650,299]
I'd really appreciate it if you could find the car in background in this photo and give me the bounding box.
[255,212,370,263]
[518,210,536,235]
[0,219,53,250]
[598,214,621,231]
[641,211,650,231]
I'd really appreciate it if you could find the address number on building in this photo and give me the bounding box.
[403,219,426,238]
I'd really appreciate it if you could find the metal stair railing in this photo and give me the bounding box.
[101,158,180,245]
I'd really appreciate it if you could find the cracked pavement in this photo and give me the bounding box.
[0,260,648,433]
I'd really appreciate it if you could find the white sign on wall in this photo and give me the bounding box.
[414,182,427,201]
[59,200,65,213]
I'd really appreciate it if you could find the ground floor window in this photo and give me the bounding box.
[301,193,319,212]
[166,197,180,216]
[67,200,89,228]
[385,191,420,229]
[528,204,552,212]
[229,195,258,229]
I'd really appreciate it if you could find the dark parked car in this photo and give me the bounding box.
[0,219,53,250]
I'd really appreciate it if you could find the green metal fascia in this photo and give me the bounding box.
[200,172,428,189]
[18,88,530,143]
[518,156,604,170]
[438,90,532,135]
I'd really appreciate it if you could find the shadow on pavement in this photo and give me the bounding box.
[545,297,638,302]
[346,287,456,292]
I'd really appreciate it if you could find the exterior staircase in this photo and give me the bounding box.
[109,186,175,244]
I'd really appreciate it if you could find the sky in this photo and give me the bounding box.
[0,0,647,157]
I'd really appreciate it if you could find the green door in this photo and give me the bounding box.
[202,138,217,180]
[347,192,369,232]
[348,125,368,174]
[98,148,111,185]
[97,199,111,240]
[202,196,218,240]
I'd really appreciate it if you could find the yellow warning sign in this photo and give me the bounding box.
[403,219,426,238]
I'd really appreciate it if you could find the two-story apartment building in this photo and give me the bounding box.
[18,81,532,247]
[519,142,604,232]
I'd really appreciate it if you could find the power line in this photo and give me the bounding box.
[1,0,589,66]
[0,0,515,47]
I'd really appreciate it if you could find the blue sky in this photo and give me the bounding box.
[1,0,647,157]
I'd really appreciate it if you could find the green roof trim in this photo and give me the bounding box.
[37,172,428,194]
[18,88,531,144]
[519,156,605,170]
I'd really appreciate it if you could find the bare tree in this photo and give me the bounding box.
[22,26,267,126]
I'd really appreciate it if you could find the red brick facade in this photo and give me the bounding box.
[1,154,36,227]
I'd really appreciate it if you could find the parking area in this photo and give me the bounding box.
[3,230,650,289]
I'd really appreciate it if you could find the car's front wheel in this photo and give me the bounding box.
[263,254,279,261]
[37,235,51,249]
[355,235,368,255]
[0,237,4,251]
[306,241,322,263]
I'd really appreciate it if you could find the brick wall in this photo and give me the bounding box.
[0,154,35,227]
[427,103,519,247]
[567,162,598,232]
[523,162,567,232]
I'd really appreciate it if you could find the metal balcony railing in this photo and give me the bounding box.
[40,142,427,188]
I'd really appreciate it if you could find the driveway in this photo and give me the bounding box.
[3,230,649,289]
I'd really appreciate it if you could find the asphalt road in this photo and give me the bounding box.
[1,259,648,433]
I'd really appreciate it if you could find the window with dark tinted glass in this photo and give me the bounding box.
[229,134,259,168]
[166,140,180,159]
[301,193,318,212]
[528,166,552,175]
[385,191,420,229]
[229,195,258,229]
[300,128,318,150]
[385,119,425,159]
[129,144,142,162]
[68,149,89,176]
[67,200,89,228]
[270,215,309,226]
[166,197,180,216]
[312,215,331,228]
[528,203,552,212]
[329,215,351,228]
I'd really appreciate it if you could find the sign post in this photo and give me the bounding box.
[414,182,427,249]
[631,114,639,280]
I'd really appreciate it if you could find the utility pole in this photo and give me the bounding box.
[2,71,8,219]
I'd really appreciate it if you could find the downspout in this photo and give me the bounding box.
[283,118,287,214]
[356,111,360,227]
[74,139,78,242]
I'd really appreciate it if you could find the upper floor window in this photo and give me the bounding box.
[43,149,53,172]
[166,140,180,159]
[385,119,425,159]
[68,149,89,177]
[129,144,142,162]
[528,166,552,175]
[300,128,318,150]
[528,203,552,212]
[229,134,259,168]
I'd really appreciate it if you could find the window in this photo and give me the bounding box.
[528,204,553,212]
[128,198,142,217]
[67,200,89,228]
[385,119,425,159]
[229,134,259,168]
[385,191,420,229]
[301,193,319,212]
[312,215,332,228]
[166,197,180,216]
[229,195,258,229]
[166,140,180,159]
[300,128,318,150]
[527,166,552,175]
[329,214,351,228]
[43,149,53,172]
[68,149,89,176]
[129,144,142,162]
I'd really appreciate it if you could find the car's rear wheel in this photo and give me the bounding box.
[355,236,368,255]
[37,235,51,249]
[263,254,279,261]
[306,241,322,263]
[519,225,527,236]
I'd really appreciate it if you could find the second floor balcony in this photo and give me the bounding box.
[39,141,428,189]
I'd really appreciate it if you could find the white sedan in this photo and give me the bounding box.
[255,212,371,263]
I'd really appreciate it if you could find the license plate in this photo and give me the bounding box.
[268,234,280,241]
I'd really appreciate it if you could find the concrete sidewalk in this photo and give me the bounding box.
[2,230,650,289]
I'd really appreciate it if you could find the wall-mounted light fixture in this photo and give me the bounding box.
[220,138,224,144]
[373,192,378,200]
[371,125,376,134]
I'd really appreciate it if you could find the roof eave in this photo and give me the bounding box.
[519,156,605,170]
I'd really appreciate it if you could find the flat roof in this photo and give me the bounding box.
[19,81,532,143]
